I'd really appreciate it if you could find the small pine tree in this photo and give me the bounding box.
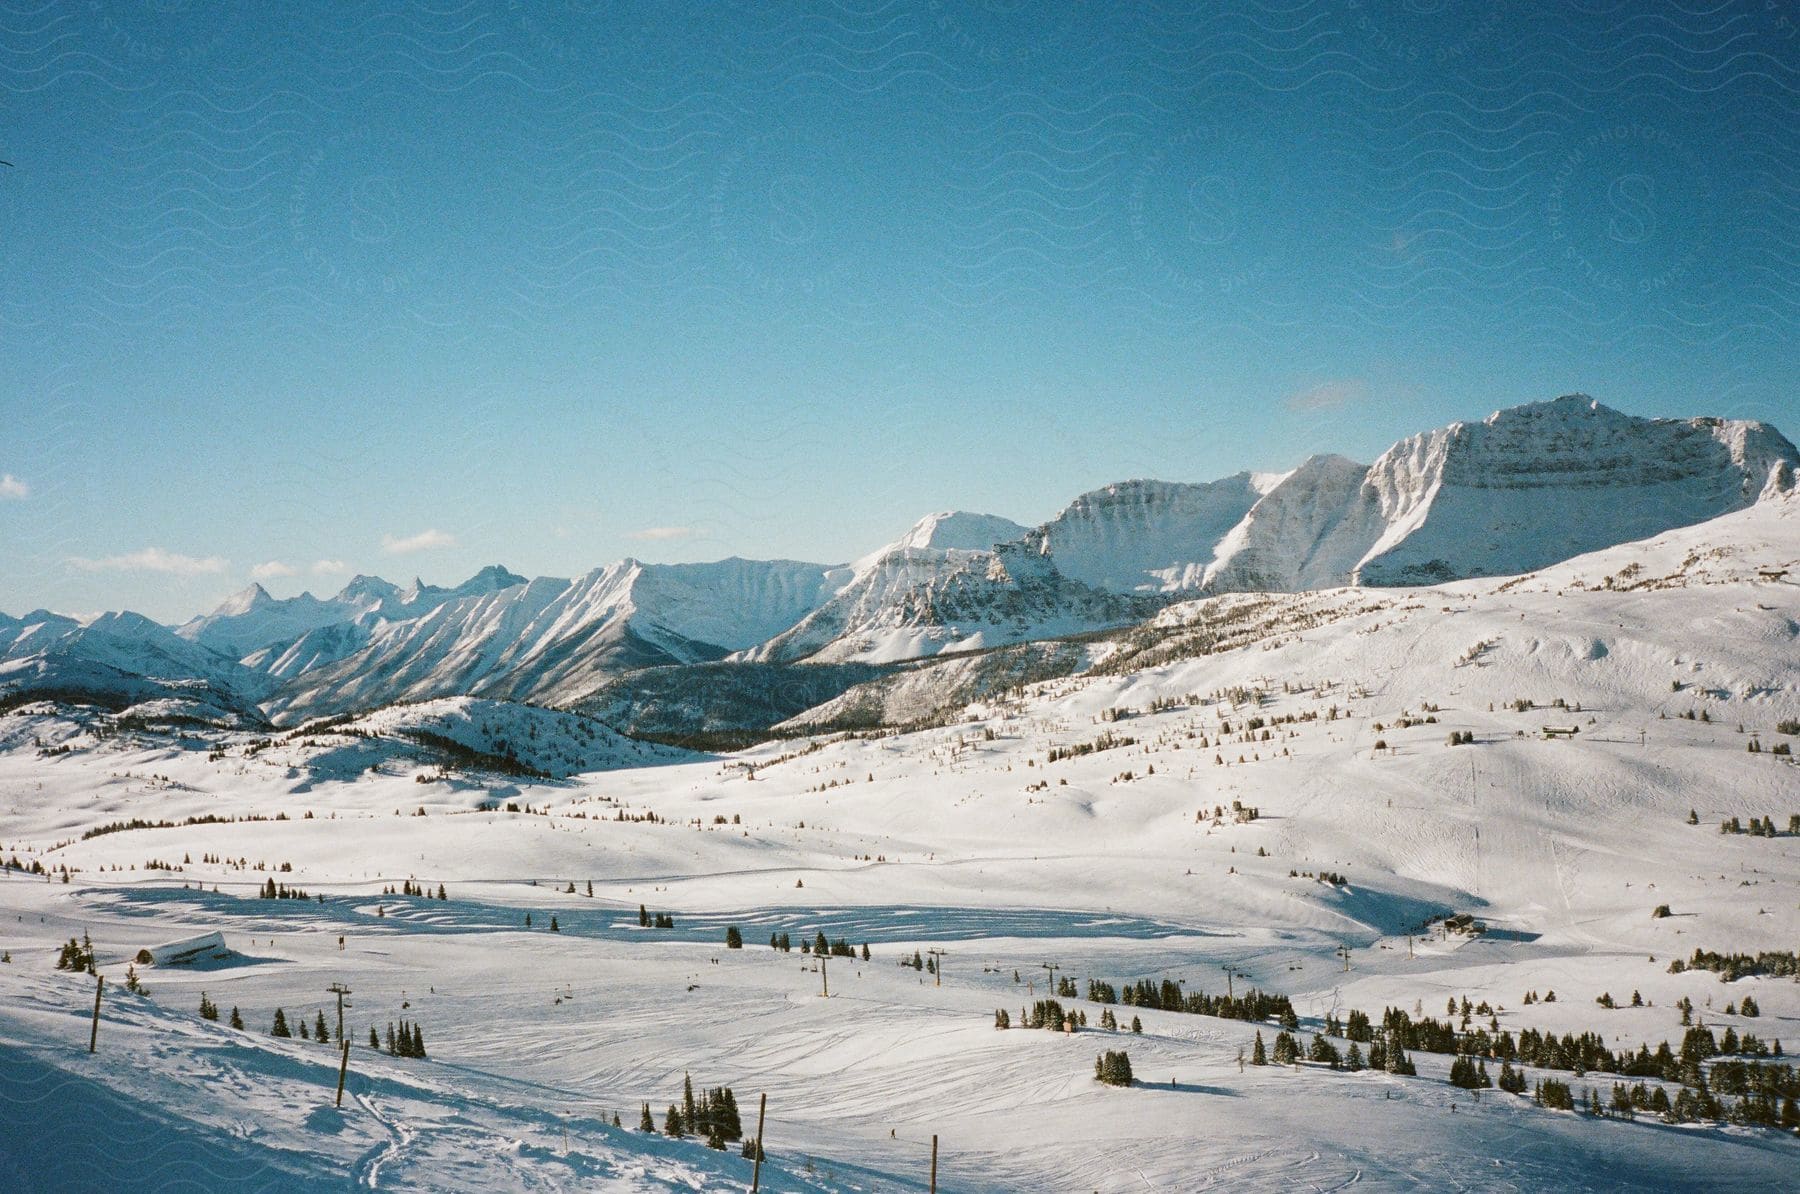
[315,1010,329,1041]
[550,915,560,932]
[199,992,218,1021]
[640,1103,655,1132]
[271,1008,291,1038]
[230,1006,244,1029]
[1130,1015,1142,1034]
[1252,1031,1268,1065]
[725,926,743,949]
[370,1026,380,1048]
[664,1105,684,1137]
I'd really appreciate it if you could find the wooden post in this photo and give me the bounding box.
[819,956,828,999]
[930,1133,938,1193]
[88,973,104,1053]
[335,1038,350,1107]
[749,1092,767,1192]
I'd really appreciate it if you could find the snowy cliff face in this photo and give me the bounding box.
[1142,397,1800,595]
[743,513,1154,665]
[1029,475,1273,593]
[1350,396,1798,585]
[1200,455,1374,592]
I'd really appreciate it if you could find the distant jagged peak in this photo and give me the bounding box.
[451,564,529,597]
[335,574,401,605]
[214,582,274,616]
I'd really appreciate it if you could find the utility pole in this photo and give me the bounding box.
[819,955,828,998]
[1407,934,1414,960]
[930,1133,938,1193]
[927,949,946,988]
[1040,961,1060,997]
[1223,964,1241,1000]
[89,973,104,1053]
[328,982,352,1042]
[1336,944,1351,973]
[335,1038,350,1107]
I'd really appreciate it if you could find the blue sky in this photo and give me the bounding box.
[2,2,1796,621]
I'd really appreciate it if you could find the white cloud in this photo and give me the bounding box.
[250,560,298,580]
[67,547,227,576]
[311,559,348,575]
[627,526,697,542]
[1284,379,1369,413]
[381,529,457,555]
[0,474,28,500]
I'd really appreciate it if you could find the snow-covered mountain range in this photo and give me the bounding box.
[4,397,1793,727]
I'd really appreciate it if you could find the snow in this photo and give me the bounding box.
[3,494,1798,1189]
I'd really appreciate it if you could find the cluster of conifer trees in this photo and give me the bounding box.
[385,879,446,899]
[640,1074,745,1151]
[379,1019,427,1058]
[1671,948,1800,981]
[54,934,95,973]
[1087,976,1295,1025]
[1094,1050,1133,1086]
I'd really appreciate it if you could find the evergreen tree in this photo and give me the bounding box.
[230,1006,244,1030]
[664,1105,684,1137]
[683,1072,697,1128]
[725,926,743,949]
[639,904,649,927]
[550,915,560,932]
[370,1026,380,1048]
[299,1017,310,1040]
[1272,1031,1298,1065]
[722,1088,742,1138]
[271,1008,291,1038]
[1130,1015,1142,1034]
[640,1103,655,1132]
[199,992,219,1022]
[1252,1031,1268,1065]
[315,1010,330,1041]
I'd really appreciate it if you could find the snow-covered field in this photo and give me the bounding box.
[3,500,1798,1191]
